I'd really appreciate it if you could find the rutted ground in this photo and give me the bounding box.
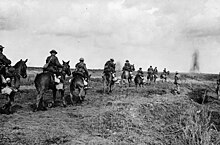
[0,72,220,145]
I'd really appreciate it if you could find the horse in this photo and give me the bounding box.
[121,64,135,87]
[134,74,144,89]
[160,71,170,82]
[34,61,71,111]
[103,69,116,94]
[69,71,90,104]
[5,59,28,90]
[0,59,28,114]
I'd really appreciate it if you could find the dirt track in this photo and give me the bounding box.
[1,73,220,145]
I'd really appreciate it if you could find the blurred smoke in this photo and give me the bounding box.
[190,49,200,73]
[115,61,122,71]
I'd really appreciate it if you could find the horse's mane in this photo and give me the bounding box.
[14,60,21,69]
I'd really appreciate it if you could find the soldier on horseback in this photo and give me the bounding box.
[103,58,117,82]
[44,50,63,83]
[0,45,12,83]
[137,67,144,79]
[174,71,180,94]
[122,60,132,72]
[160,68,170,82]
[0,45,16,113]
[104,58,116,73]
[75,57,89,88]
[147,66,154,81]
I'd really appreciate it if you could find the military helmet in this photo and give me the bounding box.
[126,60,129,62]
[110,58,114,62]
[79,58,84,61]
[50,49,57,54]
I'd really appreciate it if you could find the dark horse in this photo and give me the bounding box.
[0,59,28,114]
[134,74,144,89]
[121,64,135,87]
[5,59,28,89]
[103,70,115,94]
[103,64,117,94]
[34,61,71,111]
[69,72,90,104]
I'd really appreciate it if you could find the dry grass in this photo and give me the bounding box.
[1,68,220,144]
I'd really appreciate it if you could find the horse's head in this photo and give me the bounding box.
[14,59,28,78]
[62,60,71,76]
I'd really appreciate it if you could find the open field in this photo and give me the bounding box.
[1,68,220,144]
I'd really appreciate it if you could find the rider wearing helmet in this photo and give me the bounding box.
[122,60,131,72]
[104,58,116,73]
[44,50,63,83]
[75,58,89,87]
[137,67,144,78]
[0,45,11,82]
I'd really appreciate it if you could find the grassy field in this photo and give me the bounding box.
[0,68,220,144]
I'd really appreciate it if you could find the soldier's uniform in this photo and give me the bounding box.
[44,50,62,74]
[0,45,15,111]
[104,59,115,73]
[0,45,11,86]
[122,60,131,72]
[137,68,144,79]
[147,66,154,79]
[43,50,63,83]
[0,45,11,77]
[75,58,89,78]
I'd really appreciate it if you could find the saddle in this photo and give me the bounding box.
[72,71,85,78]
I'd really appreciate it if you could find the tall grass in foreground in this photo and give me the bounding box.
[166,105,220,145]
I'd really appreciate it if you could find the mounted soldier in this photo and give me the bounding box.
[0,45,16,114]
[147,66,154,82]
[137,67,144,79]
[0,45,12,83]
[160,68,170,82]
[122,60,132,73]
[43,50,63,83]
[103,59,116,93]
[153,67,158,82]
[104,58,116,74]
[74,58,89,88]
[174,71,181,94]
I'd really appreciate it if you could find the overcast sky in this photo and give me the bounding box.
[1,0,220,73]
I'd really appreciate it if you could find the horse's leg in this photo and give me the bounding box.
[60,89,66,107]
[69,92,74,105]
[103,78,106,93]
[78,87,84,103]
[36,90,44,111]
[52,89,57,106]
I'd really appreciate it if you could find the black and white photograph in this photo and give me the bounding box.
[1,0,220,144]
